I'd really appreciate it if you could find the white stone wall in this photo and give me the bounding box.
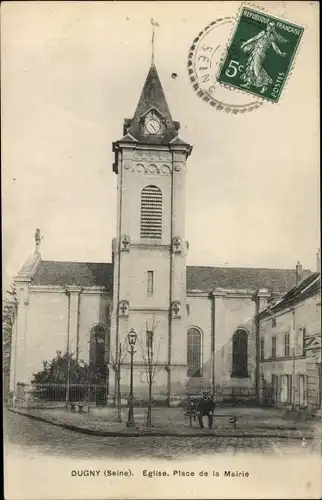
[10,286,112,390]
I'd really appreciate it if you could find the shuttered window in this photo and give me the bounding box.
[232,329,248,378]
[140,185,162,239]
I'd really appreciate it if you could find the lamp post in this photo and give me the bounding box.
[146,330,154,427]
[126,328,137,427]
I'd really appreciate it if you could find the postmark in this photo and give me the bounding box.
[188,18,264,113]
[217,6,304,103]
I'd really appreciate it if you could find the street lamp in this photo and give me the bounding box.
[126,328,137,428]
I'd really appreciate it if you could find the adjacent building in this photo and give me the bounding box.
[258,267,321,411]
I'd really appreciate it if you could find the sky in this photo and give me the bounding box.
[2,1,320,291]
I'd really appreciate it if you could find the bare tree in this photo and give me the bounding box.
[3,282,17,403]
[110,340,128,422]
[138,316,163,427]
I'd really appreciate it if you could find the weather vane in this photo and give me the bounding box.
[151,18,159,65]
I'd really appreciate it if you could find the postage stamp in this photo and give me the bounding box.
[217,6,304,103]
[187,18,264,114]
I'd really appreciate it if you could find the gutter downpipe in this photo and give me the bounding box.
[167,146,174,406]
[254,306,261,405]
[114,144,123,408]
[210,290,216,402]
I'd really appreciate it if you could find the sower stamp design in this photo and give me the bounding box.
[188,18,264,113]
[217,7,304,102]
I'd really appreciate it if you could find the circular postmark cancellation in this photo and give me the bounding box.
[188,18,264,113]
[188,6,304,112]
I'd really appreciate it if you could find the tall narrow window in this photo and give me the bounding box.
[89,324,107,382]
[272,336,277,358]
[232,329,248,378]
[284,333,290,357]
[140,185,162,239]
[147,271,154,296]
[187,328,202,377]
[301,327,306,356]
[260,337,265,361]
[272,374,279,403]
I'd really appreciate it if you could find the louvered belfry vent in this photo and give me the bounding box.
[140,185,162,239]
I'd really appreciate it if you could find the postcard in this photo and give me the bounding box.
[2,1,321,499]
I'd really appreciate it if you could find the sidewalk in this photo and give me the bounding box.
[8,406,322,438]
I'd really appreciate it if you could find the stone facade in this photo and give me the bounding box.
[258,272,321,411]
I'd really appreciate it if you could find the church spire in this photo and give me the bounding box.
[114,25,192,148]
[131,63,173,126]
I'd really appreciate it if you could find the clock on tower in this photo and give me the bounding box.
[144,110,162,135]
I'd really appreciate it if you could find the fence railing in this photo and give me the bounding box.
[186,385,256,397]
[24,383,108,403]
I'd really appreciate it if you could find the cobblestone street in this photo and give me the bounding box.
[5,409,322,460]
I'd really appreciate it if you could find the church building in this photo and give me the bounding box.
[10,63,312,406]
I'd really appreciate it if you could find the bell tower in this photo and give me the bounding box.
[110,63,192,403]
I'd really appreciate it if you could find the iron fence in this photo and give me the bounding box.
[29,383,108,403]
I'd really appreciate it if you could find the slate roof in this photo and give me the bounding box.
[31,261,113,290]
[30,261,312,295]
[186,266,312,293]
[265,271,321,314]
[116,64,190,148]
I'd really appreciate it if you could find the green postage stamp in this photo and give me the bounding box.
[217,6,304,103]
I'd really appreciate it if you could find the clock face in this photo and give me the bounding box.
[145,118,161,135]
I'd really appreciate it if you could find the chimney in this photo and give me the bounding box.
[317,248,321,273]
[296,261,303,283]
[35,228,41,253]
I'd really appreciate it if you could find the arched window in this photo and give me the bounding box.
[140,185,162,239]
[187,328,202,377]
[89,324,108,382]
[232,329,248,378]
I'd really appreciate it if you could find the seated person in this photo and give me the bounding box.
[197,391,215,429]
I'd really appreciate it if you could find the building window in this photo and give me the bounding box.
[89,324,108,382]
[260,337,265,361]
[187,328,202,377]
[232,329,248,378]
[301,327,306,356]
[147,271,154,296]
[284,333,290,357]
[272,336,277,358]
[140,185,162,239]
[282,375,293,405]
[272,317,277,327]
[272,374,279,403]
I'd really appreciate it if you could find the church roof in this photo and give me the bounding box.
[31,261,113,290]
[29,260,311,295]
[132,64,173,125]
[115,64,190,148]
[186,266,312,293]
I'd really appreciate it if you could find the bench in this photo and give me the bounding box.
[66,403,90,413]
[184,408,238,429]
[185,408,198,427]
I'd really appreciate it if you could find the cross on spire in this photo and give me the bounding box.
[151,18,159,65]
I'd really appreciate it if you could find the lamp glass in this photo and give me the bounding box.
[128,328,137,346]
